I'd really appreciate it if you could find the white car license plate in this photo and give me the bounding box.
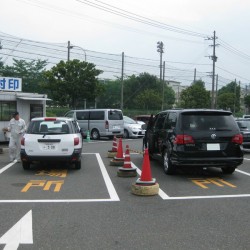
[113,126,120,129]
[207,143,220,151]
[43,144,56,150]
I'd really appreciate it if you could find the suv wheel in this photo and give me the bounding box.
[22,161,30,170]
[163,149,175,175]
[75,160,81,170]
[221,166,235,174]
[124,129,129,139]
[91,129,100,140]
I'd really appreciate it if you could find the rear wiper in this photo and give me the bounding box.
[42,133,47,138]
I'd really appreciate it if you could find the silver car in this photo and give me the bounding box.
[123,116,145,138]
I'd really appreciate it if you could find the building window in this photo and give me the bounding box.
[30,104,43,120]
[0,101,16,121]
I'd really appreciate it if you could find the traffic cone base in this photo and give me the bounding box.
[117,168,137,177]
[136,177,156,185]
[131,182,159,196]
[110,159,124,166]
[107,151,117,158]
[85,131,91,142]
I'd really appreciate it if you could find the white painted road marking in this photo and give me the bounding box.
[0,210,33,250]
[0,161,17,175]
[236,169,250,177]
[0,153,119,203]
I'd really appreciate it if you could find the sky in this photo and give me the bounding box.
[1,0,250,90]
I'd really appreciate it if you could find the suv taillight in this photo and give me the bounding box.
[21,137,25,146]
[231,134,243,145]
[174,134,194,145]
[74,137,80,146]
[105,120,109,129]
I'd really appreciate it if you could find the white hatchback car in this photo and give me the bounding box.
[20,117,83,170]
[123,116,146,138]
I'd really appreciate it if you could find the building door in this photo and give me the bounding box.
[30,104,43,120]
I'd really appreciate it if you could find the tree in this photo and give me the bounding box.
[97,79,121,108]
[123,72,175,110]
[217,92,235,111]
[244,95,250,109]
[43,60,103,108]
[0,59,48,93]
[180,80,210,108]
[136,89,162,110]
[217,81,240,112]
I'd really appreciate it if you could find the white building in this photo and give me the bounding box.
[167,80,188,106]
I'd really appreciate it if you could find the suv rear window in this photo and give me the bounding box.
[27,121,70,134]
[181,112,238,131]
[108,110,123,120]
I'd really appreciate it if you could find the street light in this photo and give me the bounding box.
[67,41,87,61]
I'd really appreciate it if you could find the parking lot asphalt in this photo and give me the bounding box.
[0,139,249,250]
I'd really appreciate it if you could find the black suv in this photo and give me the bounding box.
[235,118,250,152]
[147,109,243,174]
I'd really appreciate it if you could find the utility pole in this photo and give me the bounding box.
[120,52,124,110]
[157,41,164,81]
[233,78,237,115]
[207,31,218,109]
[162,61,165,110]
[194,68,196,83]
[67,41,73,61]
[215,74,218,109]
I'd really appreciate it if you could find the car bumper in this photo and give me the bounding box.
[20,149,82,163]
[171,157,243,168]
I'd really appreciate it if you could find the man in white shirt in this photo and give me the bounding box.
[8,111,26,162]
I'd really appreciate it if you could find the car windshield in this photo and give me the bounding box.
[181,113,238,131]
[237,120,250,130]
[124,116,137,124]
[27,120,70,134]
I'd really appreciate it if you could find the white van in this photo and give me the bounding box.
[65,109,124,139]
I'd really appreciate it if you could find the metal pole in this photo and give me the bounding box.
[215,74,218,109]
[67,41,70,61]
[211,31,216,109]
[121,52,124,110]
[162,61,165,110]
[194,68,196,83]
[233,79,237,115]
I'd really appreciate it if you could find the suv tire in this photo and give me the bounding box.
[75,160,81,170]
[221,166,236,174]
[91,129,100,140]
[163,149,175,175]
[22,161,30,170]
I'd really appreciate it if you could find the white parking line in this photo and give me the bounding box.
[0,160,17,174]
[0,153,119,203]
[131,162,250,200]
[236,169,250,177]
[131,162,170,199]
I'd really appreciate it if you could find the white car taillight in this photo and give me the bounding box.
[74,137,80,146]
[21,137,25,146]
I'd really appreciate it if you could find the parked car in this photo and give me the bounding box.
[123,116,146,138]
[20,117,83,170]
[235,118,250,152]
[65,109,124,140]
[147,109,243,175]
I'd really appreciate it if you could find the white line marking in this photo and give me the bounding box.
[236,169,250,177]
[131,162,170,199]
[163,194,250,200]
[243,157,250,161]
[0,154,119,203]
[0,210,33,249]
[95,153,120,201]
[0,161,16,175]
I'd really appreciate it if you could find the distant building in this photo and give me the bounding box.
[167,80,188,106]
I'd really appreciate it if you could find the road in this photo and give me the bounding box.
[0,139,249,250]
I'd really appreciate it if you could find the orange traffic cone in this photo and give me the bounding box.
[117,145,137,177]
[110,138,124,166]
[107,136,117,158]
[131,148,159,196]
[114,138,124,160]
